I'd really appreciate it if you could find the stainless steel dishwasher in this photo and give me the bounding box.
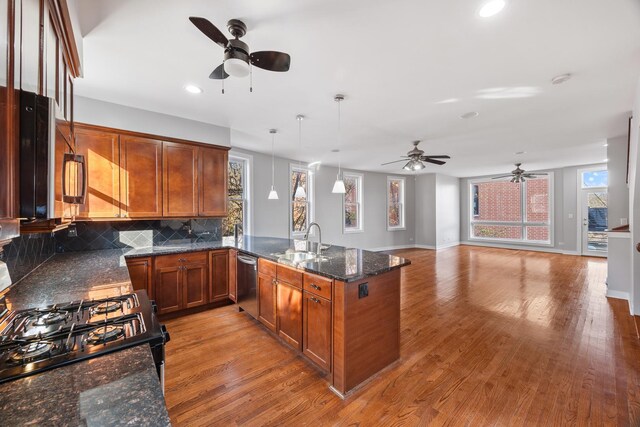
[237,254,258,319]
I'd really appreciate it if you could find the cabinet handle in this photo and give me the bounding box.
[272,278,277,285]
[310,297,321,304]
[115,214,120,218]
[310,283,321,291]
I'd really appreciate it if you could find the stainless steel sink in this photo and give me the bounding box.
[274,251,328,265]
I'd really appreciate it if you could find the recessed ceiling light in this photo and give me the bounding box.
[331,149,340,153]
[551,74,572,85]
[460,111,479,119]
[515,151,526,155]
[184,84,203,94]
[479,0,506,17]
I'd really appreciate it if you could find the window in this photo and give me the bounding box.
[387,177,405,230]
[343,173,363,233]
[290,165,313,236]
[223,156,248,237]
[469,174,552,244]
[581,170,608,188]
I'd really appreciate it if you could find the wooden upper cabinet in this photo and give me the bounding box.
[120,136,162,218]
[74,127,121,219]
[163,141,198,217]
[199,146,228,217]
[53,121,74,220]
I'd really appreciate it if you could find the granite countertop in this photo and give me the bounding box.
[0,346,171,426]
[1,249,170,426]
[123,236,411,282]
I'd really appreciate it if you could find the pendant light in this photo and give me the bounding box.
[268,129,279,200]
[332,94,346,194]
[294,115,307,199]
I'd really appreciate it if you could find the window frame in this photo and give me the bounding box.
[387,176,406,231]
[342,172,364,234]
[468,172,554,246]
[289,163,314,238]
[225,153,252,237]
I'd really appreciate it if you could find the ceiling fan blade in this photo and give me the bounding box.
[492,174,515,179]
[381,159,409,166]
[250,51,291,72]
[189,17,228,49]
[421,155,451,160]
[422,158,446,166]
[209,64,229,79]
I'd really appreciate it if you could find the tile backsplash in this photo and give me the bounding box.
[0,233,56,288]
[54,219,223,252]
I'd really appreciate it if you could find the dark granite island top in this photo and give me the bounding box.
[123,236,410,282]
[1,249,170,426]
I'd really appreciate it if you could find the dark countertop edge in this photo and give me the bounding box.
[122,244,411,283]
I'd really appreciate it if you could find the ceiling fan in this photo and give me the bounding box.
[492,163,547,183]
[189,17,291,81]
[381,141,451,171]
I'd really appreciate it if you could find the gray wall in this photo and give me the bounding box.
[415,174,437,247]
[608,135,630,228]
[436,174,461,247]
[629,76,640,315]
[75,96,231,147]
[231,148,416,251]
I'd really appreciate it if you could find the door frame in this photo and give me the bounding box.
[576,166,608,257]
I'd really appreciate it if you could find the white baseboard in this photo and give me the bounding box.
[414,244,436,250]
[436,241,460,250]
[460,240,563,254]
[606,289,630,301]
[372,242,461,252]
[561,250,580,256]
[369,244,418,252]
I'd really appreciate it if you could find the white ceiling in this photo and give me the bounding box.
[71,0,640,177]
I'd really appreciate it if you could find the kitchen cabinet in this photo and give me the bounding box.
[125,257,152,296]
[199,146,228,217]
[303,291,332,371]
[154,252,208,315]
[53,121,76,220]
[120,135,162,218]
[228,249,237,302]
[209,250,229,302]
[257,262,277,332]
[277,282,303,351]
[74,127,120,219]
[163,141,198,217]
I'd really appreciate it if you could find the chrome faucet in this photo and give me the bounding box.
[303,222,322,255]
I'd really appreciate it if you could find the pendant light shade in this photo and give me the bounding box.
[294,115,307,199]
[268,129,279,200]
[332,95,346,194]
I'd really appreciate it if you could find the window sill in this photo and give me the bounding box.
[468,237,552,247]
[343,228,364,234]
[387,227,406,232]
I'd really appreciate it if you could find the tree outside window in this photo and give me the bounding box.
[343,173,363,233]
[387,177,405,230]
[223,158,246,237]
[290,166,312,235]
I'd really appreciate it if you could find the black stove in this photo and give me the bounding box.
[0,291,170,387]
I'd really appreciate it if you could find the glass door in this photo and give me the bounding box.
[581,190,608,256]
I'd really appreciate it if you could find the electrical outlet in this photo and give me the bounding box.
[358,283,369,299]
[67,226,77,238]
[568,213,574,219]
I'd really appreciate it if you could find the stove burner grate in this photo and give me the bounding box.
[86,325,125,344]
[10,341,57,363]
[92,301,123,315]
[29,310,70,326]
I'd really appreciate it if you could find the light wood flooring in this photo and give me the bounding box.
[163,246,640,426]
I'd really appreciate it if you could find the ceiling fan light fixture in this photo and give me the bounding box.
[412,161,425,171]
[224,57,250,77]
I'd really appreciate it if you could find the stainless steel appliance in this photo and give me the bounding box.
[0,291,169,390]
[237,254,258,319]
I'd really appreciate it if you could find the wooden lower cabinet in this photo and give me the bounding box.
[209,250,229,302]
[277,282,303,351]
[303,291,332,371]
[228,249,237,302]
[257,272,277,332]
[153,252,208,315]
[125,257,152,296]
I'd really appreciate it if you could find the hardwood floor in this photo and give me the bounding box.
[163,246,640,426]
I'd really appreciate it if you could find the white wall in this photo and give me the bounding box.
[74,96,231,147]
[231,148,417,251]
[608,135,630,228]
[436,174,461,248]
[629,76,640,314]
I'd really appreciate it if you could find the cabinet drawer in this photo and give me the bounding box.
[155,251,207,268]
[303,272,332,300]
[258,258,277,276]
[277,264,303,289]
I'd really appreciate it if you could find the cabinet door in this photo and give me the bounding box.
[163,141,198,217]
[74,127,120,218]
[228,249,237,302]
[257,272,277,332]
[53,122,73,219]
[277,283,303,351]
[120,135,162,218]
[199,147,227,217]
[209,250,229,302]
[125,257,152,296]
[183,260,208,309]
[155,266,182,315]
[303,292,332,371]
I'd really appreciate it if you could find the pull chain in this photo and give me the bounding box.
[250,63,253,93]
[221,52,225,94]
